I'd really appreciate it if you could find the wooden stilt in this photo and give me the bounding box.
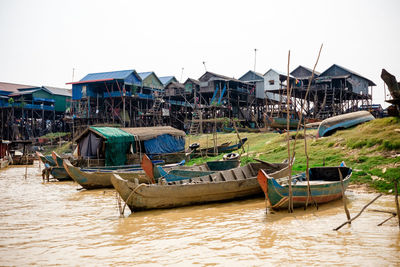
[339,168,351,221]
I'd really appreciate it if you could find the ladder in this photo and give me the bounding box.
[148,91,165,125]
[149,97,163,114]
[189,111,200,135]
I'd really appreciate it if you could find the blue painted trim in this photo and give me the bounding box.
[218,84,226,104]
[319,116,374,137]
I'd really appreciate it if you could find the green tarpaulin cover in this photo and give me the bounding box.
[90,126,135,166]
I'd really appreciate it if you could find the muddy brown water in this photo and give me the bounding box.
[0,162,399,266]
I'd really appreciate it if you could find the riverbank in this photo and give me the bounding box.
[186,117,400,193]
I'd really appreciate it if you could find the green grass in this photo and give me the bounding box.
[186,117,400,193]
[39,132,70,140]
[42,141,73,155]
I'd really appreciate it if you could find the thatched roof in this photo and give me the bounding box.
[121,126,185,141]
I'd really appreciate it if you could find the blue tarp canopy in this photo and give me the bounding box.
[143,134,185,155]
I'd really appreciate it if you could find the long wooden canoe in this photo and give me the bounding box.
[52,150,165,170]
[219,138,247,153]
[317,111,374,137]
[257,166,352,209]
[111,161,290,212]
[141,154,240,182]
[63,159,151,190]
[266,117,300,130]
[188,138,247,159]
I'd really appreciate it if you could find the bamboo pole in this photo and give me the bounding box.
[232,120,245,155]
[339,168,351,221]
[286,50,293,213]
[334,194,382,231]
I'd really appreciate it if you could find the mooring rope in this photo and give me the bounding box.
[120,183,146,217]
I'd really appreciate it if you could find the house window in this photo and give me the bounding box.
[269,80,275,85]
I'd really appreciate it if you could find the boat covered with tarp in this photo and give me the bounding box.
[73,126,186,166]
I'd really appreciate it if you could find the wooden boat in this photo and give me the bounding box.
[10,140,35,165]
[35,151,71,181]
[189,141,231,158]
[52,151,164,171]
[257,166,352,209]
[266,117,300,130]
[63,159,151,190]
[111,161,290,212]
[50,167,72,181]
[153,166,215,182]
[219,138,247,153]
[0,140,12,169]
[141,154,240,182]
[36,151,57,166]
[317,111,374,137]
[63,158,185,189]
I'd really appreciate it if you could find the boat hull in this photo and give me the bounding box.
[63,160,150,190]
[267,117,299,130]
[112,162,290,212]
[50,167,72,181]
[317,111,374,137]
[0,159,10,169]
[257,166,352,209]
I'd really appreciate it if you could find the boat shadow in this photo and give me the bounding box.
[262,197,351,223]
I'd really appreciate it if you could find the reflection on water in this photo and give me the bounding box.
[0,162,399,266]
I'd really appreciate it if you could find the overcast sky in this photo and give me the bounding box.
[1,0,399,106]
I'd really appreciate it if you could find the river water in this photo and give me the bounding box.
[0,162,399,266]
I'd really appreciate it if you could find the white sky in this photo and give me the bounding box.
[1,0,399,107]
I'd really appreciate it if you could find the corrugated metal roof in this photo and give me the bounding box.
[0,82,37,93]
[10,89,41,96]
[184,78,199,85]
[319,64,376,86]
[159,76,177,86]
[264,69,295,79]
[80,70,136,82]
[264,68,295,78]
[290,65,321,78]
[239,70,264,81]
[42,86,72,97]
[138,72,152,80]
[199,71,250,84]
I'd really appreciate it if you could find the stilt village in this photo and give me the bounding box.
[0,63,379,140]
[2,0,400,264]
[0,56,399,238]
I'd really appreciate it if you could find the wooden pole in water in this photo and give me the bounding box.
[395,179,400,228]
[25,154,28,179]
[339,168,351,222]
[286,50,293,213]
[334,194,382,231]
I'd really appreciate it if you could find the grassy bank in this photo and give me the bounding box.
[186,117,400,193]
